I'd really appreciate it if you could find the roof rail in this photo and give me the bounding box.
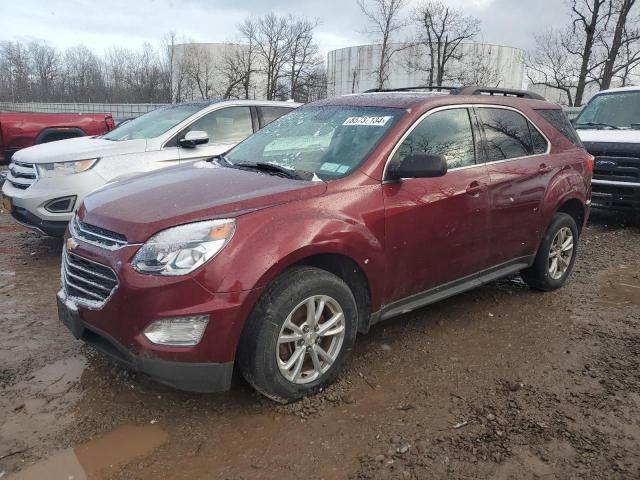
[363,86,458,93]
[453,86,546,101]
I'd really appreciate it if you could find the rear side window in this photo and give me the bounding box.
[477,107,548,161]
[259,106,292,127]
[395,108,476,169]
[536,109,583,147]
[530,126,548,154]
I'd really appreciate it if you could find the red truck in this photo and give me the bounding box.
[0,111,115,164]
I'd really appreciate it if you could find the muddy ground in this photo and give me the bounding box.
[0,205,639,480]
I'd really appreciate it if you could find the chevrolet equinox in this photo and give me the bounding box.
[57,87,592,402]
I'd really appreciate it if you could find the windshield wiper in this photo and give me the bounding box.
[575,121,620,130]
[234,162,309,180]
[629,123,640,130]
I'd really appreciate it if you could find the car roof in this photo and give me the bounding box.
[160,99,301,112]
[309,91,559,110]
[593,85,640,95]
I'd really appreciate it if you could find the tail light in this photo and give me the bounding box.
[105,115,115,131]
[586,154,594,175]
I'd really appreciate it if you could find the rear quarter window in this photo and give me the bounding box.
[536,109,583,147]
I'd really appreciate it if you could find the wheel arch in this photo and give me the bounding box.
[293,253,373,334]
[35,127,87,144]
[556,197,587,234]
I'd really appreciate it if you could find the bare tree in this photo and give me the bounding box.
[162,31,179,102]
[358,0,407,89]
[452,47,502,87]
[0,41,31,101]
[251,13,293,100]
[287,17,323,101]
[527,30,580,106]
[412,0,481,86]
[63,45,105,102]
[219,45,255,99]
[614,25,640,85]
[28,42,59,100]
[183,44,216,99]
[598,0,640,89]
[567,0,610,106]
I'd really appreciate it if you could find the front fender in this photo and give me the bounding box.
[193,189,387,309]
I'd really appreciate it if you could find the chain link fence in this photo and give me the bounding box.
[0,102,167,123]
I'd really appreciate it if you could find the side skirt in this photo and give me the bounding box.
[369,256,534,327]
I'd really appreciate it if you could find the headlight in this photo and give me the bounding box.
[38,159,98,177]
[132,219,236,276]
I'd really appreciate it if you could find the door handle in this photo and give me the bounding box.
[538,163,552,174]
[466,181,484,196]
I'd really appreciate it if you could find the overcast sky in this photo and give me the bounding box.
[1,0,568,56]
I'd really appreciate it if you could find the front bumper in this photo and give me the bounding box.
[591,179,640,211]
[1,168,106,235]
[57,291,234,392]
[57,239,264,393]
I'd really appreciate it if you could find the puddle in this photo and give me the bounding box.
[597,265,640,306]
[9,424,168,480]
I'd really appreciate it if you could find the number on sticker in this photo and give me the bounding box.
[342,116,392,126]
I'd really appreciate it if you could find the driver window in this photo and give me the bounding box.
[394,108,476,169]
[187,106,253,144]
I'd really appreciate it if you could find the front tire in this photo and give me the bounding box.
[521,212,579,291]
[238,266,358,403]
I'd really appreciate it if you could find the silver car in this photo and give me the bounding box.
[2,100,299,236]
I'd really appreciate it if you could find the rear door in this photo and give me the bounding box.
[382,107,490,303]
[476,106,552,266]
[177,106,255,162]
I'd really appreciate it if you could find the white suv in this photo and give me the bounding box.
[1,100,299,236]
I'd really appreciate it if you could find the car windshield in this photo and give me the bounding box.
[103,103,207,141]
[575,91,640,129]
[224,105,404,180]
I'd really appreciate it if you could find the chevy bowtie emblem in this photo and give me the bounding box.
[66,237,79,251]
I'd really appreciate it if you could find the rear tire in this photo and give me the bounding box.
[521,212,579,291]
[238,266,358,403]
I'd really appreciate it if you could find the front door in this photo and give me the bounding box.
[383,107,490,304]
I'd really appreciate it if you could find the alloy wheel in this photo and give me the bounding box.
[548,226,574,280]
[276,295,346,384]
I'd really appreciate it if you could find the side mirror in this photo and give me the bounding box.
[388,153,447,180]
[179,130,209,148]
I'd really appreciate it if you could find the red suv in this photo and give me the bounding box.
[57,87,592,402]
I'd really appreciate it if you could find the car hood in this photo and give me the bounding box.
[12,136,148,164]
[577,129,640,144]
[81,161,327,243]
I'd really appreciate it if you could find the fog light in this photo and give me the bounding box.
[45,195,76,213]
[143,315,209,346]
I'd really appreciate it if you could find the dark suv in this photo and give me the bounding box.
[57,87,592,402]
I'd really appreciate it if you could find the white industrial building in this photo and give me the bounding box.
[326,42,526,96]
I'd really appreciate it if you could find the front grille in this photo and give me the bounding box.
[62,250,118,308]
[593,155,640,183]
[583,142,640,184]
[6,161,37,190]
[71,216,128,250]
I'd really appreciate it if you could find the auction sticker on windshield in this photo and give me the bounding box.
[343,116,392,126]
